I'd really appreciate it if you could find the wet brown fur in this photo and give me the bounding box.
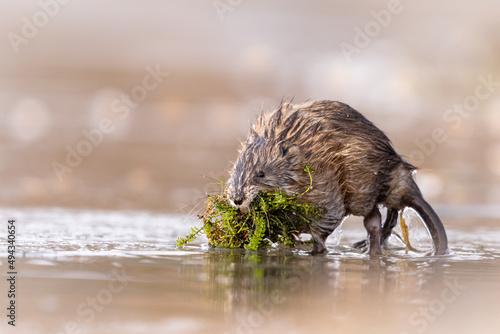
[227,100,448,255]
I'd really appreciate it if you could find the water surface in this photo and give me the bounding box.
[1,207,499,334]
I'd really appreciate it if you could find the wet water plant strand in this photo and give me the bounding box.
[177,164,324,250]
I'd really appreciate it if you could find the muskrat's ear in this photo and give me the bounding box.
[280,144,300,157]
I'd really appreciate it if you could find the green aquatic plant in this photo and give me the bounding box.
[177,164,324,251]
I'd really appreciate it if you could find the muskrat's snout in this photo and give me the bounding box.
[232,195,244,206]
[228,192,245,207]
[227,182,254,211]
[226,180,242,207]
[228,193,251,211]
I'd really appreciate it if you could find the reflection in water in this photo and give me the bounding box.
[200,248,450,312]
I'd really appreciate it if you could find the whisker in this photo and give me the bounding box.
[182,201,206,223]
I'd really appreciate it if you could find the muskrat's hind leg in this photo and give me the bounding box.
[380,208,398,247]
[363,207,383,256]
[353,208,397,250]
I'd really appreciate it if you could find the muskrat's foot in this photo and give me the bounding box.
[311,242,327,255]
[311,249,326,255]
[367,242,383,256]
[354,234,393,250]
[310,229,330,255]
[352,239,367,249]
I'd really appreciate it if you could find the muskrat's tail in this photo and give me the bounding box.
[407,190,449,255]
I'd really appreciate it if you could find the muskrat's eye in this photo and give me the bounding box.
[257,171,265,178]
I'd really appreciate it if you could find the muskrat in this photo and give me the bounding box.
[226,100,448,255]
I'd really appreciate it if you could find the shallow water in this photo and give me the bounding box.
[1,207,500,334]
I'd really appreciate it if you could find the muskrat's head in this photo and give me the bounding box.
[227,116,302,211]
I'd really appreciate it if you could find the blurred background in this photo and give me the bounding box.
[3,3,500,334]
[1,0,500,213]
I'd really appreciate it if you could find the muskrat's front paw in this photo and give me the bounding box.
[311,243,327,255]
[352,239,367,249]
[311,248,327,255]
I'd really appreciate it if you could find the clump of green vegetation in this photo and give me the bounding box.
[177,164,324,251]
